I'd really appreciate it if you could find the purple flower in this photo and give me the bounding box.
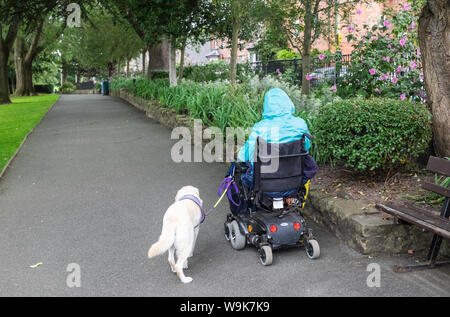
[276,68,281,75]
[403,3,410,11]
[356,9,362,15]
[369,68,376,75]
[410,21,416,30]
[347,26,354,32]
[387,43,392,49]
[416,49,421,56]
[400,93,406,100]
[419,72,424,80]
[306,74,313,81]
[410,61,417,70]
[383,20,390,27]
[375,88,382,94]
[399,37,407,47]
[331,85,337,92]
[391,77,398,84]
[371,36,378,41]
[318,54,325,60]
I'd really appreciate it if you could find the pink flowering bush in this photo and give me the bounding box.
[338,3,424,101]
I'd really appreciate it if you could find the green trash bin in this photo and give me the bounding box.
[102,80,109,96]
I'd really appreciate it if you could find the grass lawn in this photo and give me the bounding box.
[0,94,60,173]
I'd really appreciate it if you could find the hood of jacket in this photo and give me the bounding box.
[262,88,295,119]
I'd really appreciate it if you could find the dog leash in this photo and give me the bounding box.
[179,173,241,228]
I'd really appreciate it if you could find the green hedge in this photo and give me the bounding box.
[312,97,432,173]
[60,82,76,93]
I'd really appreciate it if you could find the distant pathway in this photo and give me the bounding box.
[0,94,448,296]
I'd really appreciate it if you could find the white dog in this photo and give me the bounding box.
[147,186,203,283]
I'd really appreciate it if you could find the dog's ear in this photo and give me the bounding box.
[175,188,183,202]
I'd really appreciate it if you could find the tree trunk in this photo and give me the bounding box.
[0,19,21,104]
[142,49,146,76]
[418,0,450,157]
[178,39,186,81]
[301,1,313,95]
[230,0,241,85]
[0,48,10,104]
[168,36,177,87]
[126,58,130,78]
[147,38,169,80]
[108,61,114,77]
[14,19,44,96]
[61,59,68,84]
[14,37,34,96]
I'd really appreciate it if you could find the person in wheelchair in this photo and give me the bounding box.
[233,87,318,211]
[224,88,321,264]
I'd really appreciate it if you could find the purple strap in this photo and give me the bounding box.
[178,175,240,229]
[178,194,205,228]
[218,176,241,206]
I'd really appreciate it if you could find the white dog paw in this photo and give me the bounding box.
[182,277,193,284]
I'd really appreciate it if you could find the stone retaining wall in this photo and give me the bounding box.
[111,87,449,258]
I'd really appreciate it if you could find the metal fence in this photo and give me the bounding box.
[76,81,94,90]
[250,52,351,87]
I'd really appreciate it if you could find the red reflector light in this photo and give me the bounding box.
[270,225,277,233]
[294,222,301,230]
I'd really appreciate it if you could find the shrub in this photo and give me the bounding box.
[339,3,424,101]
[182,61,229,82]
[312,97,432,173]
[109,75,316,136]
[150,70,169,79]
[276,49,300,60]
[60,82,76,93]
[34,84,54,94]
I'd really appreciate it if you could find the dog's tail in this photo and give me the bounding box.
[148,221,176,259]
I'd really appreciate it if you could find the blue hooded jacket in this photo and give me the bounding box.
[238,88,311,163]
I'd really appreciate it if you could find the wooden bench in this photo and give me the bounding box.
[377,156,450,273]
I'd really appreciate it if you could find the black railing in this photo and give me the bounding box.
[250,52,352,87]
[76,81,95,90]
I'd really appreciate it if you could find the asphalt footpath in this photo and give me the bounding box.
[0,94,449,297]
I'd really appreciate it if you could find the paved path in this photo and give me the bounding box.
[0,94,449,297]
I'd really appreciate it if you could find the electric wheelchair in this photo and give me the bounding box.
[224,134,320,265]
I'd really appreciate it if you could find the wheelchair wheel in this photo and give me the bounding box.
[229,220,246,250]
[259,245,273,266]
[224,222,232,241]
[305,239,320,259]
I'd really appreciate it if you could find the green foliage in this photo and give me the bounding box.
[182,61,229,82]
[339,3,424,101]
[0,94,60,171]
[110,74,315,133]
[150,70,169,80]
[276,49,300,60]
[312,97,432,173]
[177,61,253,83]
[34,84,54,94]
[60,82,76,93]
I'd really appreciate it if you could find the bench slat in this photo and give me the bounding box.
[426,156,450,177]
[422,181,450,198]
[377,203,450,240]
